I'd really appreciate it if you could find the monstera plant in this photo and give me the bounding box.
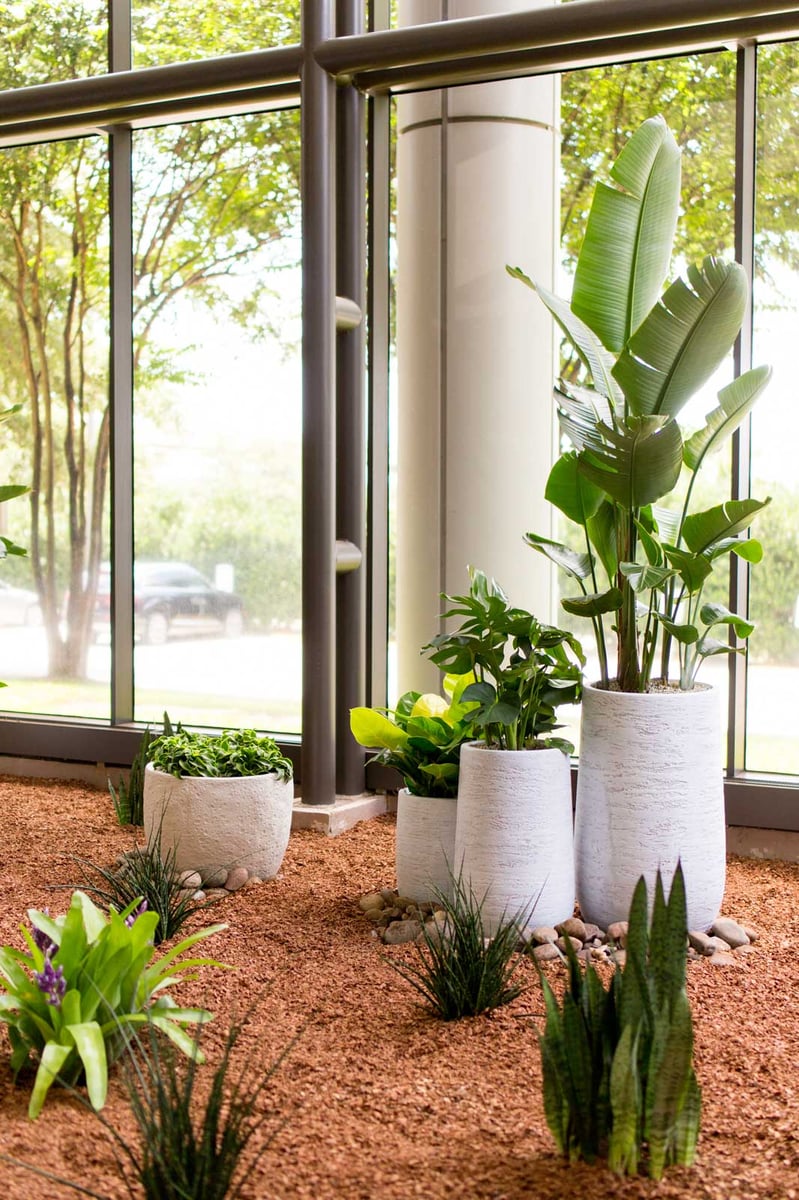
[510,114,771,694]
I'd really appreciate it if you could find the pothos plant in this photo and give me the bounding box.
[423,568,584,753]
[509,115,771,692]
[350,673,476,797]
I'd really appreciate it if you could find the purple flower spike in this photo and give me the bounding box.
[125,899,148,928]
[34,959,67,1008]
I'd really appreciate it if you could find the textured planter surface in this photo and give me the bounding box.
[455,742,574,935]
[395,789,457,903]
[575,683,725,931]
[143,765,293,880]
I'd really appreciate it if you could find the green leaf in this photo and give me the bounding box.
[699,602,755,639]
[608,1023,641,1176]
[633,517,663,567]
[66,1021,108,1111]
[683,365,772,471]
[662,545,713,593]
[577,416,683,510]
[682,497,771,554]
[555,384,614,451]
[28,1041,73,1120]
[657,616,699,645]
[349,708,409,751]
[512,275,621,401]
[545,451,605,526]
[586,500,619,585]
[619,562,674,592]
[614,256,748,421]
[524,532,593,581]
[696,634,743,659]
[0,485,30,503]
[561,588,622,618]
[572,115,681,353]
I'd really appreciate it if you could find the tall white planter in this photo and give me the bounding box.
[395,789,458,903]
[575,683,725,932]
[143,764,293,881]
[455,742,575,936]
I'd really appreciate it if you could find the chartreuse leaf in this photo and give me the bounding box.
[410,693,449,720]
[572,114,681,354]
[349,707,409,751]
[28,1041,72,1119]
[683,365,771,471]
[614,257,747,422]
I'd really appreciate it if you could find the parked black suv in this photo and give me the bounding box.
[94,561,244,644]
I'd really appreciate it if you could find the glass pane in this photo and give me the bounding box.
[748,40,799,774]
[132,0,301,66]
[0,137,110,718]
[557,52,737,754]
[131,109,302,732]
[0,3,106,87]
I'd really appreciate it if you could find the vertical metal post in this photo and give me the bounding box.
[109,0,134,724]
[301,0,337,803]
[366,0,391,711]
[728,41,757,777]
[335,0,367,795]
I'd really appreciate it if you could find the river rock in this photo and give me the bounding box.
[384,919,423,945]
[557,917,587,942]
[224,866,250,892]
[530,925,559,946]
[607,921,628,945]
[710,917,750,949]
[532,943,561,963]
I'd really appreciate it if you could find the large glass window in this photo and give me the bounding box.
[131,109,302,731]
[132,0,301,66]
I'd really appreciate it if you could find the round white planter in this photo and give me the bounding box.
[143,764,293,881]
[454,742,575,936]
[395,789,458,903]
[575,683,725,932]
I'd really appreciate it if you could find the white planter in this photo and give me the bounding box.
[454,742,575,936]
[143,764,293,881]
[575,683,725,932]
[395,789,458,903]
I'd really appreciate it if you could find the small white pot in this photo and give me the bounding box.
[454,741,575,936]
[575,683,725,932]
[395,788,458,903]
[143,764,293,881]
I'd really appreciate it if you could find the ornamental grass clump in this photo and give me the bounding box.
[72,820,212,946]
[390,871,528,1020]
[537,863,701,1179]
[0,889,227,1118]
[109,711,178,825]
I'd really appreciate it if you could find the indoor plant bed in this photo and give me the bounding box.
[143,727,294,885]
[425,568,584,934]
[350,674,475,902]
[512,115,772,929]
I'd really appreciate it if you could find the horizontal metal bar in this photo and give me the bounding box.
[351,12,799,94]
[315,0,799,78]
[0,44,302,138]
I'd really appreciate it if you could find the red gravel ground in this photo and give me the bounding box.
[0,775,796,1199]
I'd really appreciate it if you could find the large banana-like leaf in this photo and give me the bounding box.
[683,364,772,471]
[556,384,614,451]
[545,451,605,526]
[524,532,593,581]
[614,256,747,421]
[572,115,681,354]
[682,496,771,554]
[524,277,622,402]
[577,415,683,511]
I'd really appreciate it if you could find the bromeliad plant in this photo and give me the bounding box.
[510,115,771,692]
[0,889,226,1119]
[149,727,292,782]
[538,864,701,1179]
[350,673,476,797]
[423,568,584,753]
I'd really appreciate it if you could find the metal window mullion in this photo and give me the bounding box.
[109,0,134,725]
[301,0,337,804]
[335,0,367,797]
[365,0,391,714]
[728,41,758,777]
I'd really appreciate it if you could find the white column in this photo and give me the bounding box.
[396,0,559,696]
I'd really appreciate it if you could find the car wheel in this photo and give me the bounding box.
[223,608,244,638]
[145,611,170,645]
